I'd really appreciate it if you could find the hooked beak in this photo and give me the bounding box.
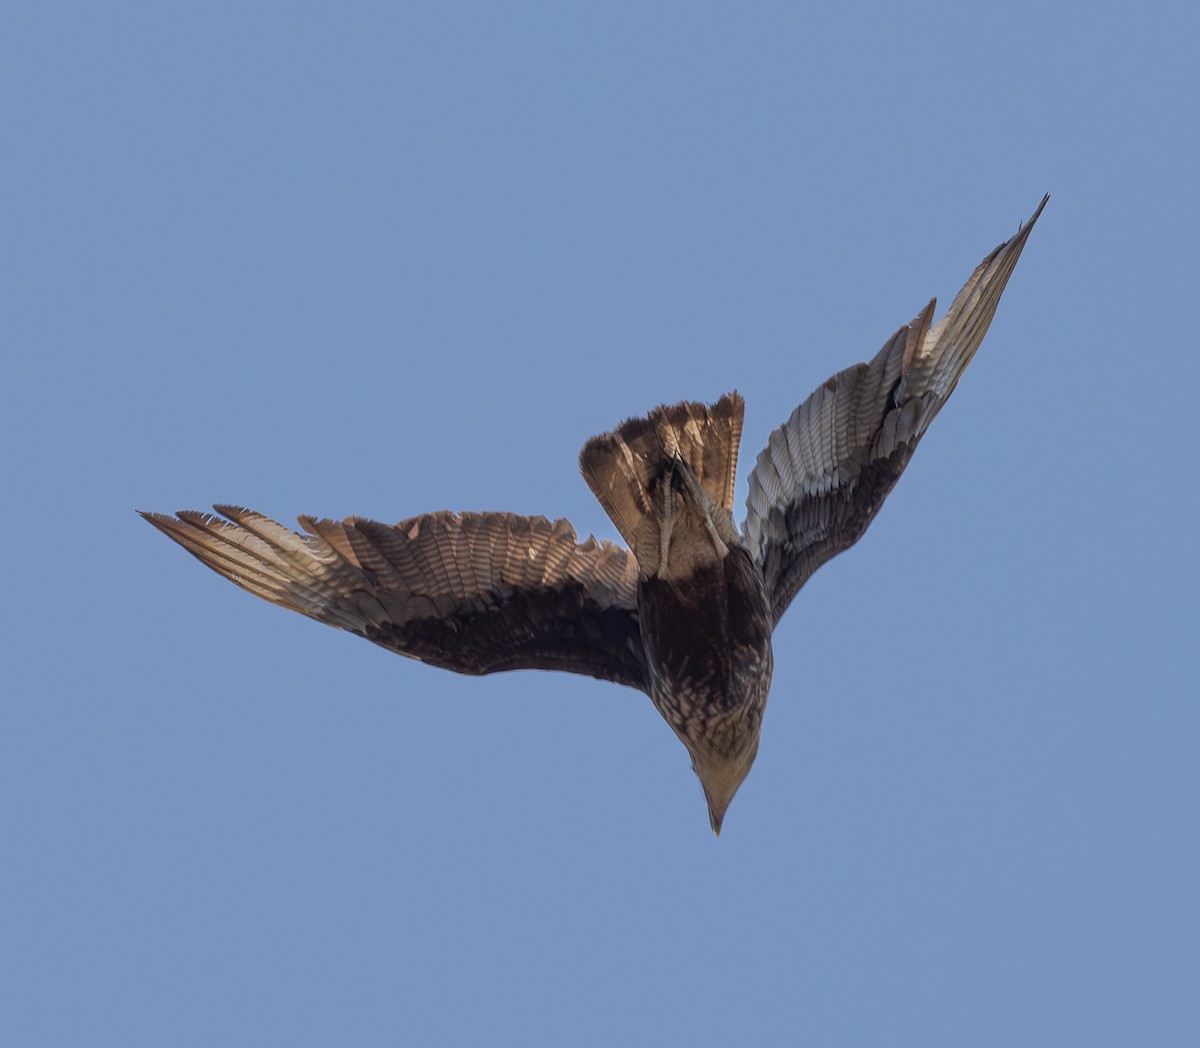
[705,788,732,837]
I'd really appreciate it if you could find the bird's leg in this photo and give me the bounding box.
[658,464,676,571]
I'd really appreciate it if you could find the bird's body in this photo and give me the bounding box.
[143,197,1046,833]
[578,392,774,829]
[640,550,773,830]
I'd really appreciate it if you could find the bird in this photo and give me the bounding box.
[142,195,1046,835]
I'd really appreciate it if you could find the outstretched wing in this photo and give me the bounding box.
[142,506,647,690]
[743,195,1047,625]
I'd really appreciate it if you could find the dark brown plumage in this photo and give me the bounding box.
[142,196,1046,834]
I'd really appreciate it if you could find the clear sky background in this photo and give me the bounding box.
[4,3,1197,1045]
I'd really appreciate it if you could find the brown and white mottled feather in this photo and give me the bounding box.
[141,507,647,688]
[579,393,744,575]
[743,195,1047,624]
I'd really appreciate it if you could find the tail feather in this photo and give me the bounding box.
[579,392,745,568]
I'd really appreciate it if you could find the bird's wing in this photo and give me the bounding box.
[142,506,648,689]
[743,196,1046,625]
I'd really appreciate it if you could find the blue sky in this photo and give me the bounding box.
[4,3,1197,1045]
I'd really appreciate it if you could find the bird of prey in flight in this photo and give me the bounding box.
[143,196,1046,834]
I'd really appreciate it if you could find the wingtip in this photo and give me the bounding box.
[138,508,175,530]
[1023,193,1050,231]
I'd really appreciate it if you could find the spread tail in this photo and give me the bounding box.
[579,392,745,576]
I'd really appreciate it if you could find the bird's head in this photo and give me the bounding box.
[692,737,759,837]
